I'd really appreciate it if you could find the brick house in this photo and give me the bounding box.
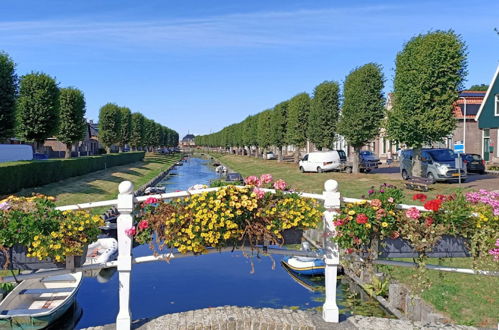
[43,120,100,157]
[475,64,499,162]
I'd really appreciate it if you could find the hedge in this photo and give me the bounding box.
[0,152,145,195]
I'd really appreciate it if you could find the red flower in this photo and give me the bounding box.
[412,194,427,202]
[436,194,446,201]
[423,199,442,212]
[356,213,369,224]
[346,248,354,254]
[138,220,149,230]
[424,217,434,227]
[144,197,159,205]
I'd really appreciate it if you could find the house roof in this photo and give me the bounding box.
[182,134,195,141]
[453,91,486,119]
[475,63,499,121]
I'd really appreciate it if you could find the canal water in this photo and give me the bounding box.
[69,157,390,329]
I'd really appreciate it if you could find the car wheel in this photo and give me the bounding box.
[299,166,305,173]
[427,172,435,184]
[317,167,323,173]
[364,169,371,173]
[479,170,485,175]
[401,170,409,180]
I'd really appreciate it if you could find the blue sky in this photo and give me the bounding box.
[1,1,498,139]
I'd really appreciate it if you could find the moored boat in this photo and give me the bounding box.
[0,272,82,329]
[281,256,325,276]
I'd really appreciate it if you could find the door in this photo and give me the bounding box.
[484,138,490,161]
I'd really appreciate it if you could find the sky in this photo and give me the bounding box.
[1,1,498,140]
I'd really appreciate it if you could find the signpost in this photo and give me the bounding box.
[454,143,464,185]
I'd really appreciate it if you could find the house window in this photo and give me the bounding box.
[496,94,499,116]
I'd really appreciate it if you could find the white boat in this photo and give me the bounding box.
[84,238,118,283]
[0,272,82,329]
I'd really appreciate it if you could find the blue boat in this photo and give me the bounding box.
[281,256,325,276]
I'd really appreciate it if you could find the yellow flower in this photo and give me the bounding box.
[348,210,356,215]
[365,223,372,229]
[381,222,388,228]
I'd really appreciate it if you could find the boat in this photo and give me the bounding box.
[0,272,82,329]
[144,186,166,195]
[281,261,324,292]
[83,238,118,283]
[281,256,325,276]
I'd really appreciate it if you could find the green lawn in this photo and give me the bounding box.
[210,152,472,203]
[378,258,498,328]
[16,153,180,207]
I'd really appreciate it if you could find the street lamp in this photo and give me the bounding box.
[458,96,467,153]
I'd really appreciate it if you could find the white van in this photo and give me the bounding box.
[299,151,344,173]
[0,144,33,163]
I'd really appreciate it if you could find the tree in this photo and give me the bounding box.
[337,63,385,173]
[57,87,86,158]
[16,72,60,152]
[468,84,488,91]
[269,101,288,162]
[242,115,257,157]
[386,30,467,177]
[257,110,273,158]
[130,112,145,150]
[0,52,17,141]
[118,107,132,152]
[286,93,311,162]
[98,103,122,153]
[308,81,340,150]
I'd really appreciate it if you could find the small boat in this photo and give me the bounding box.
[281,256,325,276]
[0,272,82,329]
[281,262,324,292]
[144,186,166,195]
[84,238,118,283]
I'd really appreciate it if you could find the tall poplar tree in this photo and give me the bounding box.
[337,63,385,173]
[269,101,288,162]
[98,103,122,153]
[118,106,132,152]
[16,72,60,152]
[257,109,273,158]
[386,30,467,177]
[308,81,340,150]
[57,87,86,158]
[242,115,257,157]
[286,93,311,162]
[0,52,17,141]
[130,112,145,150]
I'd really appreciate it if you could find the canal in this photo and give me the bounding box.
[68,157,391,329]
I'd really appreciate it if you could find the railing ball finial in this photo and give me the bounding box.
[119,181,134,194]
[324,179,338,193]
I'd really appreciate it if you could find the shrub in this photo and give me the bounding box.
[0,152,145,194]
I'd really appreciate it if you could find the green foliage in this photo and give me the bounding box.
[0,52,17,141]
[337,63,385,148]
[57,87,86,157]
[130,112,145,149]
[468,84,488,91]
[269,101,288,148]
[257,109,273,149]
[0,152,145,194]
[16,72,60,144]
[362,276,389,298]
[242,115,258,151]
[98,103,122,151]
[308,81,340,150]
[387,30,467,148]
[118,106,132,150]
[286,93,311,148]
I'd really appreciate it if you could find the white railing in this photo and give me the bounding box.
[2,180,496,329]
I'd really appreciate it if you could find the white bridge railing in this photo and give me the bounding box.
[1,179,496,330]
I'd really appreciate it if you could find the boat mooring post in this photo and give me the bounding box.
[322,179,340,322]
[116,181,135,330]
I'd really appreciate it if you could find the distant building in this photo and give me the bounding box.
[43,120,100,157]
[476,64,499,162]
[181,134,196,147]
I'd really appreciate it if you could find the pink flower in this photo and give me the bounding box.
[424,217,434,227]
[125,227,136,236]
[144,197,159,205]
[387,197,394,203]
[245,176,261,186]
[253,187,265,199]
[260,174,273,184]
[138,220,149,230]
[273,179,287,190]
[405,207,421,219]
[356,213,368,224]
[370,199,382,208]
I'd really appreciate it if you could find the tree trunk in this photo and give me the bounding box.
[119,145,123,153]
[412,148,423,177]
[277,147,283,162]
[262,147,267,159]
[65,144,72,159]
[352,146,360,174]
[105,146,111,154]
[294,147,300,163]
[255,146,260,158]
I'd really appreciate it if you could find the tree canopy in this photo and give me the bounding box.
[308,81,340,150]
[0,52,17,141]
[57,87,86,158]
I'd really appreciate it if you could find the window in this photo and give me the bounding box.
[496,94,499,116]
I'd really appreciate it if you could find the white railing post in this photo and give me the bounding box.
[116,181,135,330]
[322,179,340,323]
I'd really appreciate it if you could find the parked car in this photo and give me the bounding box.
[359,150,381,172]
[400,148,466,183]
[265,152,276,160]
[224,172,244,184]
[462,153,486,174]
[299,151,351,173]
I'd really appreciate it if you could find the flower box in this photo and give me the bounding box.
[0,244,87,270]
[377,235,469,259]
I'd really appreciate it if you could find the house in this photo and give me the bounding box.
[43,120,100,157]
[181,134,196,147]
[475,64,499,162]
[451,91,486,156]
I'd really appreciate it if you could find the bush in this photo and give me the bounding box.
[0,152,145,194]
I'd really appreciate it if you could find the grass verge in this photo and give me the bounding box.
[378,258,498,328]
